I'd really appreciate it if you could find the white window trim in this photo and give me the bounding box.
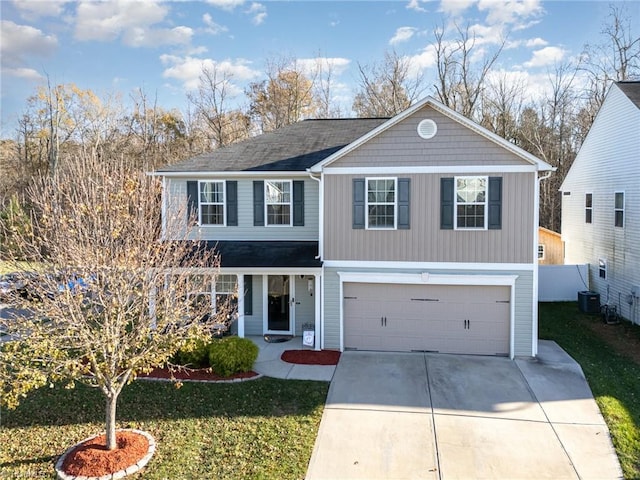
[265,180,293,227]
[365,177,397,230]
[614,191,624,228]
[538,244,545,260]
[585,192,593,224]
[198,180,226,227]
[454,175,488,230]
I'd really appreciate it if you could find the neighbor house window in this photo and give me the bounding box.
[615,192,624,227]
[265,180,292,226]
[455,176,487,229]
[538,244,545,260]
[599,259,607,279]
[367,178,396,229]
[199,181,225,225]
[585,193,592,224]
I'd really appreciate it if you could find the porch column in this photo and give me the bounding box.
[237,274,245,338]
[314,273,321,351]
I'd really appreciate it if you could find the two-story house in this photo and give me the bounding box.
[561,81,640,324]
[154,97,553,358]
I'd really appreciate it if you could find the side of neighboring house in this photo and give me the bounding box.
[538,227,563,265]
[561,81,640,324]
[155,97,553,358]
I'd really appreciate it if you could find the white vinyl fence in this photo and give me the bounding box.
[539,264,590,302]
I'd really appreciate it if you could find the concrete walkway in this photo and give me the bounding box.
[250,335,336,382]
[306,341,622,480]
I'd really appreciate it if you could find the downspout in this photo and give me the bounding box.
[307,169,323,349]
[533,169,555,357]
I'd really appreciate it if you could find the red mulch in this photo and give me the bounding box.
[281,349,341,365]
[139,366,259,382]
[61,431,148,477]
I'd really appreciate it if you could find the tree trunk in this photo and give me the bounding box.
[105,392,119,450]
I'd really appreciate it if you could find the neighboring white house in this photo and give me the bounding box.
[561,81,640,324]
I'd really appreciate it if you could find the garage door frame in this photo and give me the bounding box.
[338,272,519,359]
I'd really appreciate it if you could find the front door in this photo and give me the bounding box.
[266,275,292,333]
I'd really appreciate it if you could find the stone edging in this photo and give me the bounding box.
[55,429,156,480]
[137,372,263,384]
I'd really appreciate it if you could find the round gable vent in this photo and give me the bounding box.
[417,119,437,139]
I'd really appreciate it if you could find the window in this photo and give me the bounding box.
[599,258,607,279]
[585,193,592,224]
[615,192,624,227]
[538,244,545,260]
[199,181,225,225]
[265,180,292,226]
[186,274,212,316]
[455,176,487,229]
[215,275,238,315]
[367,178,396,229]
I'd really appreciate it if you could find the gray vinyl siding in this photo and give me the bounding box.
[166,177,319,241]
[561,85,640,324]
[324,172,535,263]
[243,275,264,335]
[323,266,535,357]
[331,105,531,168]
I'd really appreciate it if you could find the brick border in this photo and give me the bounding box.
[55,429,155,480]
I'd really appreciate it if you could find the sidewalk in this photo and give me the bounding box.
[249,335,336,382]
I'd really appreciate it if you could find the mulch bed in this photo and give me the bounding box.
[281,349,341,365]
[61,431,148,477]
[139,367,259,382]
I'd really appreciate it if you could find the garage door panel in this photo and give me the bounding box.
[344,283,510,356]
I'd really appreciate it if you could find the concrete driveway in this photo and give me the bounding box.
[306,341,622,480]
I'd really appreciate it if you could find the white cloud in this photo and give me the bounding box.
[296,57,351,77]
[12,0,72,19]
[3,67,45,81]
[203,13,228,35]
[74,0,191,47]
[406,44,439,77]
[246,2,267,25]
[0,20,58,69]
[406,0,427,13]
[478,0,543,26]
[160,54,260,91]
[205,0,245,11]
[439,0,476,16]
[523,46,566,68]
[525,37,547,47]
[390,27,418,45]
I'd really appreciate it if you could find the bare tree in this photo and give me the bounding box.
[0,153,230,451]
[433,22,505,120]
[247,57,322,132]
[312,55,343,118]
[188,66,251,149]
[479,73,526,142]
[352,50,424,117]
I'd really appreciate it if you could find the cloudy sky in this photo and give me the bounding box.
[1,0,638,137]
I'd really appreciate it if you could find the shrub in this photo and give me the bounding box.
[208,336,258,377]
[173,337,211,368]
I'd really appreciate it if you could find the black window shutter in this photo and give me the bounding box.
[253,181,264,226]
[293,180,305,226]
[353,178,365,229]
[243,275,253,315]
[398,178,411,229]
[225,180,238,226]
[488,177,502,229]
[440,177,454,229]
[186,181,199,223]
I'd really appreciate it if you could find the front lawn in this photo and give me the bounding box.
[539,302,640,479]
[0,378,328,479]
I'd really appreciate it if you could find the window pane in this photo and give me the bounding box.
[457,204,485,228]
[367,179,396,228]
[585,193,592,208]
[368,205,394,227]
[201,205,224,225]
[455,177,486,229]
[266,181,290,203]
[585,209,592,224]
[615,192,624,209]
[201,182,223,203]
[216,275,237,293]
[267,204,291,225]
[615,210,624,227]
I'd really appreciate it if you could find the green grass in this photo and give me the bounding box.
[539,302,640,479]
[0,378,329,479]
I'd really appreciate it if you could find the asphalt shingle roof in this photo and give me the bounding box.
[157,118,388,173]
[205,241,321,268]
[617,81,640,109]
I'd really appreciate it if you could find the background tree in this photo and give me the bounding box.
[247,57,321,132]
[352,50,424,117]
[0,152,227,451]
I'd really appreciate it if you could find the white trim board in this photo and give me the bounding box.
[152,171,310,178]
[323,261,535,271]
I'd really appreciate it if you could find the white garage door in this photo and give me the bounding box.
[343,283,510,356]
